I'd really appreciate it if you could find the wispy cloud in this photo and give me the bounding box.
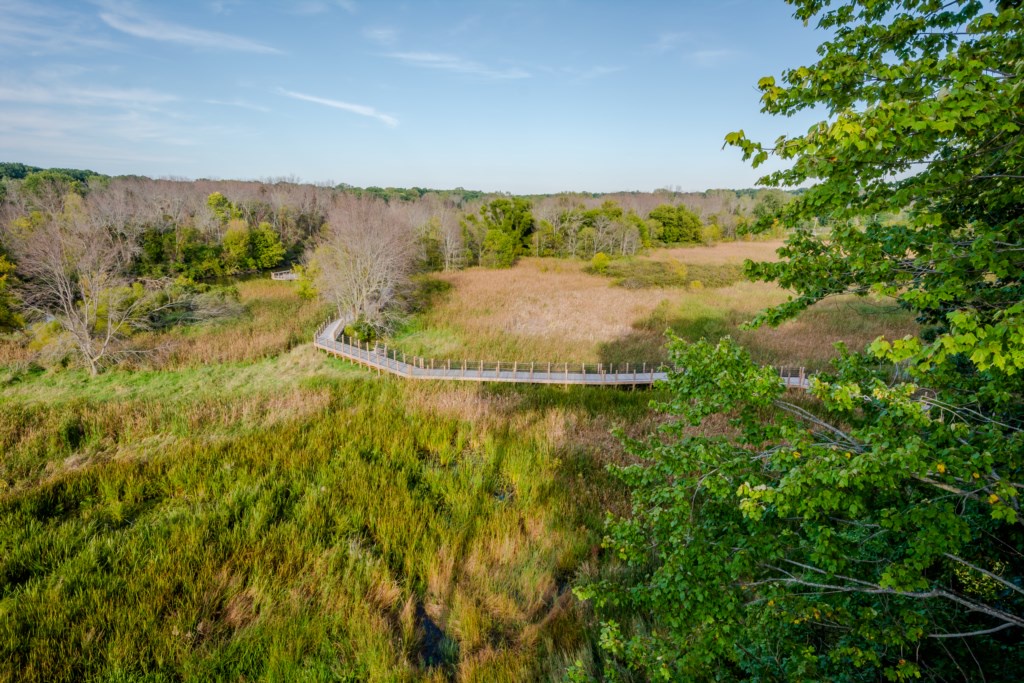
[0,106,201,158]
[278,88,397,127]
[385,52,529,80]
[649,32,689,54]
[563,65,624,81]
[205,98,270,113]
[290,0,356,15]
[0,0,114,54]
[363,26,398,47]
[690,48,738,67]
[98,3,282,54]
[209,0,241,15]
[0,80,178,108]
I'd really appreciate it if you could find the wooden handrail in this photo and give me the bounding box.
[311,315,812,388]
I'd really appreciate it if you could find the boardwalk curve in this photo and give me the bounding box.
[313,316,812,389]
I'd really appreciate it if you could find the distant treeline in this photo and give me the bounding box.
[0,162,103,183]
[0,163,803,279]
[0,163,824,350]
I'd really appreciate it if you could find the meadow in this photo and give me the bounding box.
[391,241,917,372]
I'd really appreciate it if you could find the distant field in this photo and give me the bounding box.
[392,240,917,372]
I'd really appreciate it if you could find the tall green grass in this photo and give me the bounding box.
[0,350,652,681]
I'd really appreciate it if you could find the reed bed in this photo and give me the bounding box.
[0,345,652,681]
[392,244,916,372]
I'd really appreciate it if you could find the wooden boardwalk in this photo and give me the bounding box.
[313,317,811,389]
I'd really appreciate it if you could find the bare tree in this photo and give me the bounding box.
[7,193,156,374]
[430,195,464,271]
[310,196,417,331]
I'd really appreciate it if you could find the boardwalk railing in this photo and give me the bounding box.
[271,270,299,281]
[313,316,812,389]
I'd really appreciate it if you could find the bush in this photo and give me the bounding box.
[344,318,376,343]
[590,252,610,274]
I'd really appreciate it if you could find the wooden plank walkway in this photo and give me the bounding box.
[313,317,812,389]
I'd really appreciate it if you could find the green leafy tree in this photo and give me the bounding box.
[220,220,252,274]
[20,170,85,216]
[0,253,22,331]
[206,191,240,225]
[250,222,286,270]
[648,203,703,244]
[220,220,285,274]
[460,197,534,267]
[578,1,1024,681]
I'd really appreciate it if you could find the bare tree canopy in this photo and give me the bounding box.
[309,195,418,332]
[4,184,239,373]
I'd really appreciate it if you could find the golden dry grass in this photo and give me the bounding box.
[0,279,329,374]
[394,242,917,372]
[151,279,329,368]
[651,238,786,264]
[395,244,917,374]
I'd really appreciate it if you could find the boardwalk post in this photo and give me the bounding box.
[462,360,465,379]
[513,361,517,379]
[799,367,805,388]
[530,362,534,381]
[479,359,483,378]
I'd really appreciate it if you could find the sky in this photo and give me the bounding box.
[0,0,830,193]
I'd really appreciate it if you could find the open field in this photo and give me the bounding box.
[392,241,917,371]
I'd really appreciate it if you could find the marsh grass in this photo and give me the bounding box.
[390,243,916,372]
[594,258,745,290]
[1,325,653,681]
[0,245,917,681]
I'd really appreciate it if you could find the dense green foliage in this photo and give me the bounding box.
[579,1,1024,680]
[0,162,102,183]
[647,204,702,244]
[0,253,21,332]
[135,194,286,279]
[460,197,536,267]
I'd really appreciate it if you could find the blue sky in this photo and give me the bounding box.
[0,1,828,193]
